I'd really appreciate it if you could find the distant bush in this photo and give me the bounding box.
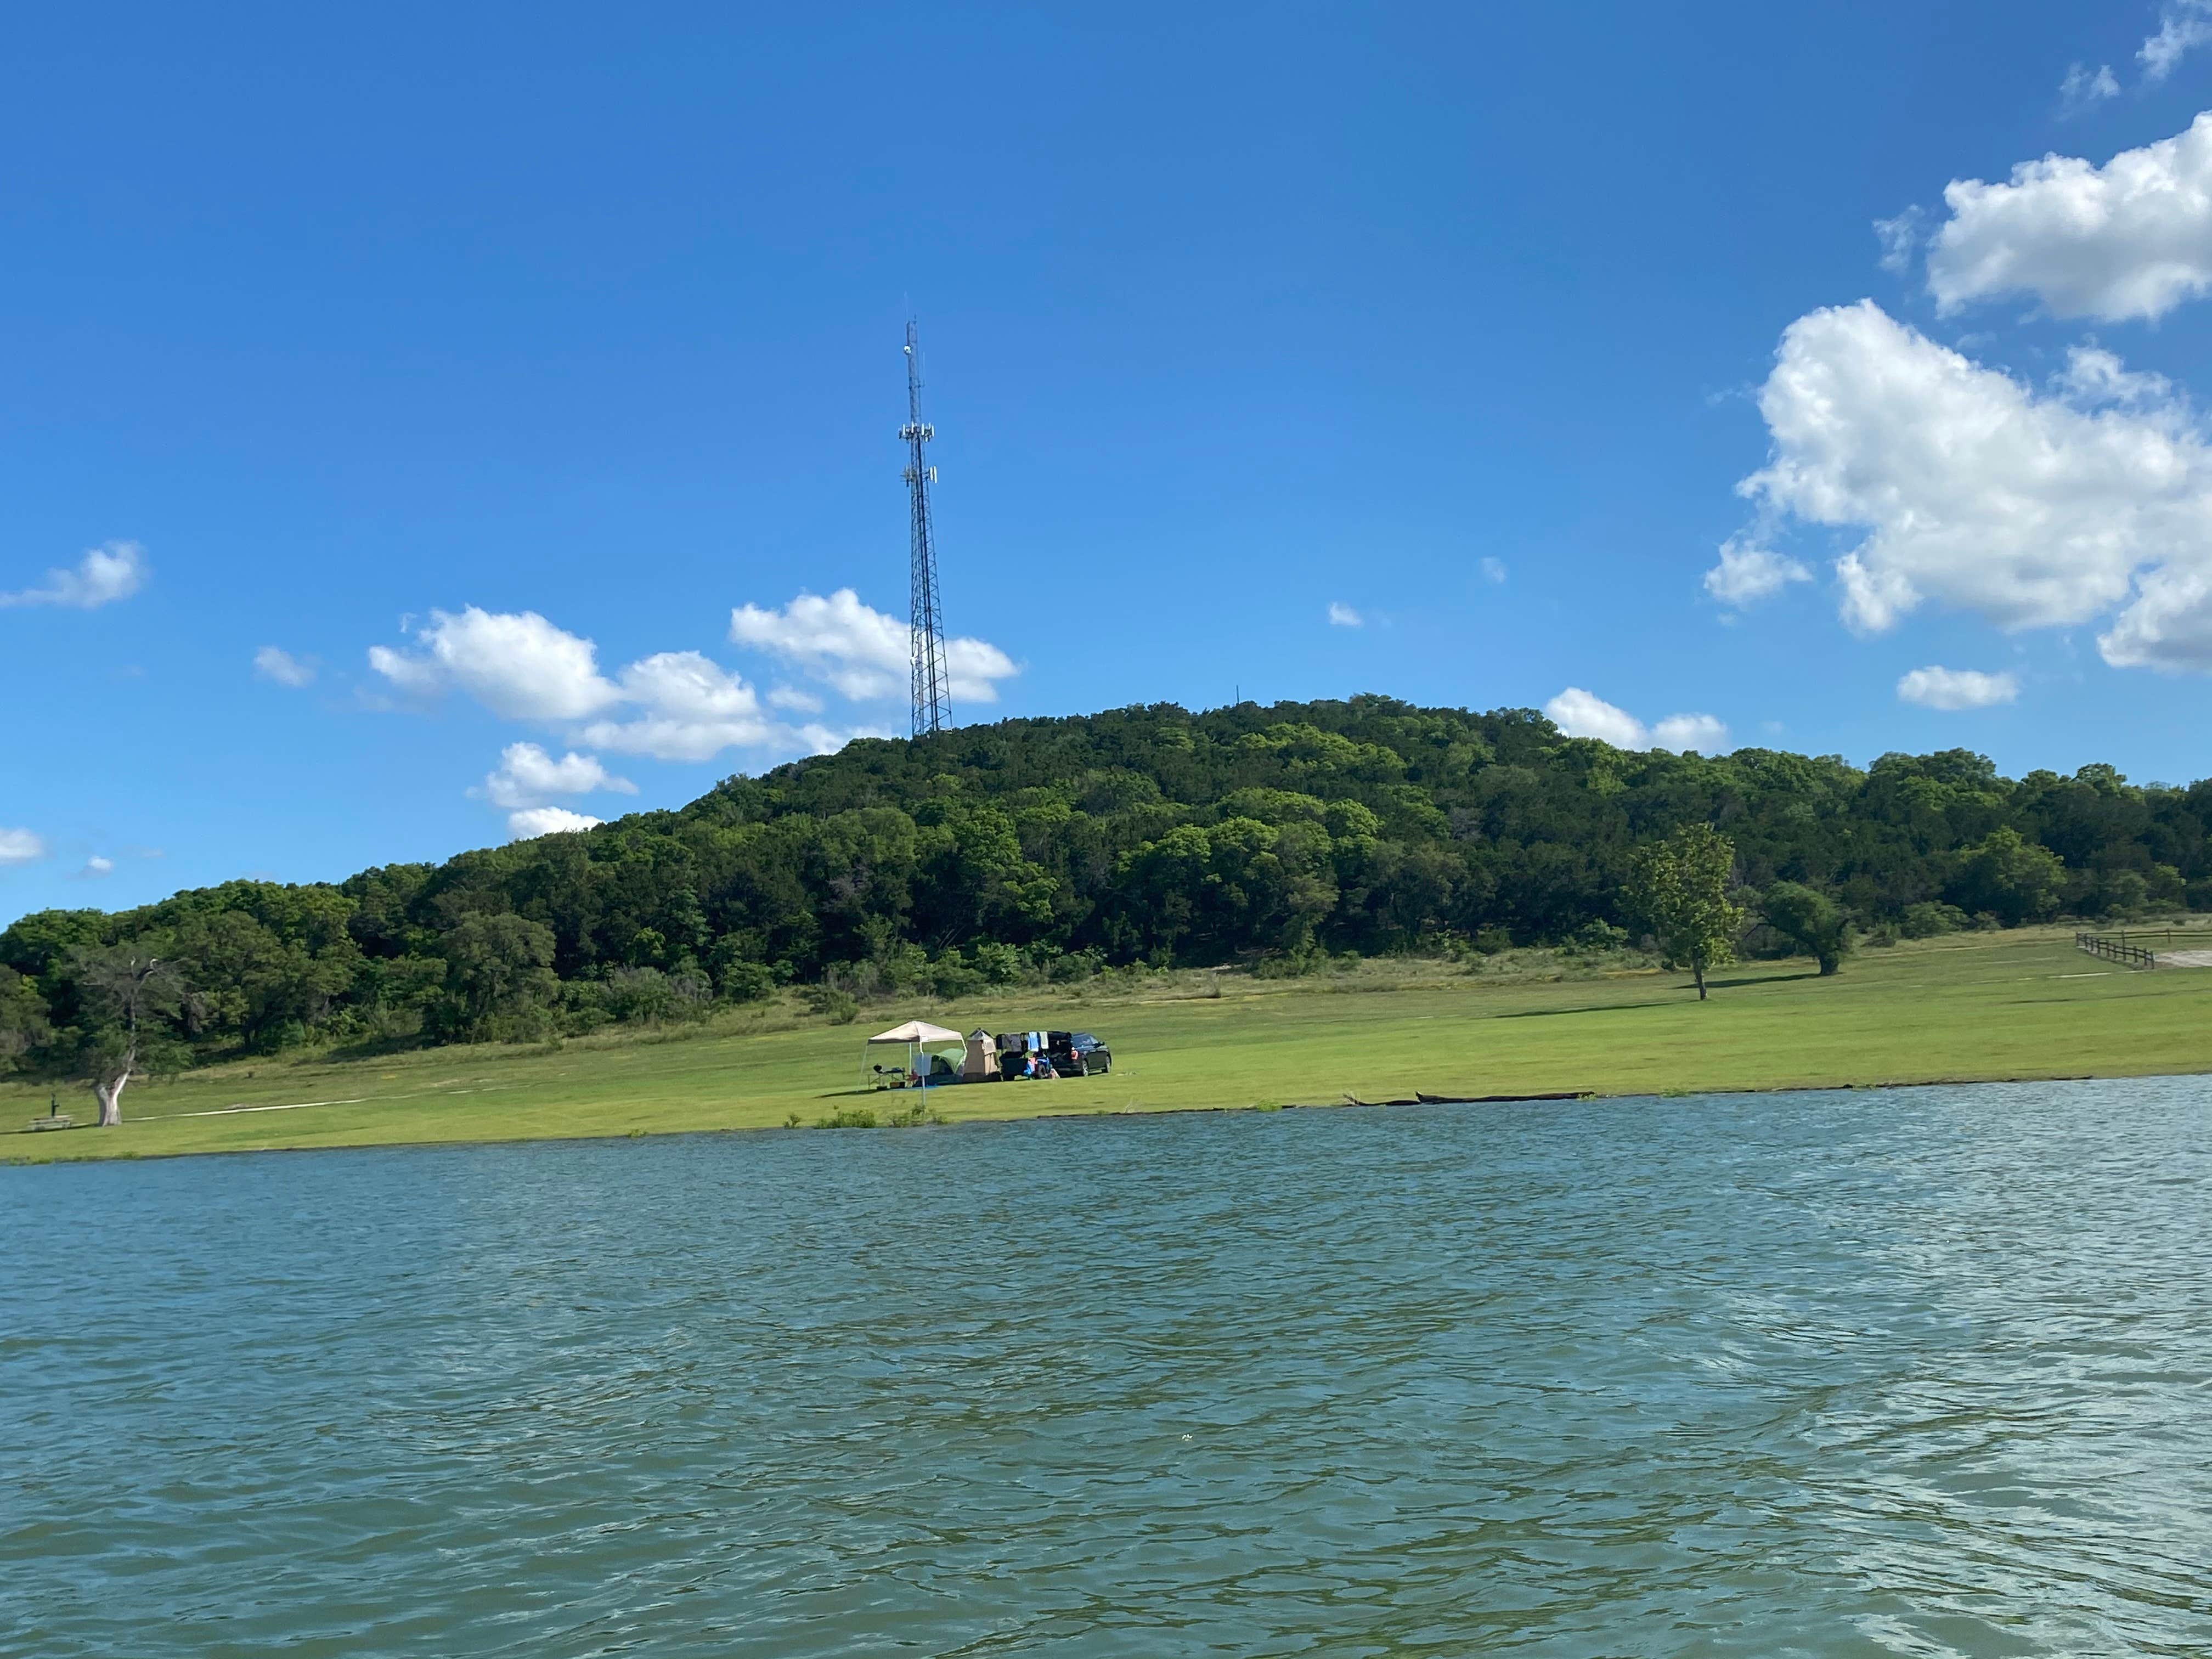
[1899,902,1968,939]
[716,960,777,1005]
[1047,948,1106,984]
[928,958,985,999]
[817,1105,877,1128]
[969,941,1024,985]
[603,966,711,1026]
[802,986,860,1024]
[1568,919,1629,953]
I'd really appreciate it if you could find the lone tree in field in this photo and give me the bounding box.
[1762,881,1853,975]
[1627,825,1744,1001]
[71,948,185,1126]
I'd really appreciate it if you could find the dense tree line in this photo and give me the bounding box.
[3,696,2204,1090]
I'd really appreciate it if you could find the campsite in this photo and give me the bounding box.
[865,1021,1114,1090]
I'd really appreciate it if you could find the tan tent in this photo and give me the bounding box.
[962,1028,1000,1082]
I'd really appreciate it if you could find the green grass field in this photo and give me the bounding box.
[7,926,2210,1165]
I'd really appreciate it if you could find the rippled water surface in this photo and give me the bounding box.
[6,1081,2211,1656]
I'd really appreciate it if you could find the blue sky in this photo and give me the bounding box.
[9,1,2212,923]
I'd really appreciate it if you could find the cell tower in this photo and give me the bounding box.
[901,320,951,737]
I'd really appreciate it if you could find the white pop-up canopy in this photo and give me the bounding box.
[862,1018,967,1093]
[867,1019,964,1046]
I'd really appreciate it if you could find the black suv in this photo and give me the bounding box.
[1047,1031,1111,1076]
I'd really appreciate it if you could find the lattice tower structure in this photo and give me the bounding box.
[901,321,951,737]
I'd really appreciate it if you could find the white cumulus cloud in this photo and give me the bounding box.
[1735,302,2212,665]
[1927,113,2212,322]
[253,646,316,687]
[478,742,636,810]
[1327,602,1363,628]
[1547,687,1646,748]
[2098,564,2212,668]
[0,828,48,866]
[1544,688,1729,754]
[730,589,1018,704]
[370,602,906,765]
[81,855,115,877]
[942,636,1020,703]
[1897,666,2022,710]
[2053,345,2174,410]
[506,806,603,841]
[369,607,622,720]
[1650,713,1731,752]
[0,541,148,610]
[580,651,777,761]
[2142,1,2212,81]
[1703,536,1812,608]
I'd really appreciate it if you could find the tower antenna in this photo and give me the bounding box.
[901,320,951,737]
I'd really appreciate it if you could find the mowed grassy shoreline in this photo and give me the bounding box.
[6,927,2210,1166]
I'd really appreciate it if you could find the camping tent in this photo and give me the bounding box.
[962,1028,999,1082]
[864,1019,966,1088]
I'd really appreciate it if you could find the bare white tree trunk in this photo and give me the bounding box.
[95,1043,135,1127]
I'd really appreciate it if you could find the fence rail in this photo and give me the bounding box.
[2076,930,2160,967]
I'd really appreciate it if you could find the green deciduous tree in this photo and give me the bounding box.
[0,966,53,1075]
[433,914,560,1041]
[1949,826,2066,927]
[1627,825,1744,1001]
[1762,881,1853,975]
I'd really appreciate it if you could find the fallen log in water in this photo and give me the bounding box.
[1334,1089,1593,1108]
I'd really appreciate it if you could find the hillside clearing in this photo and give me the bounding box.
[8,927,2210,1165]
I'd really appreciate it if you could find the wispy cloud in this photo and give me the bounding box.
[0,541,147,610]
[2059,62,2119,114]
[1874,208,1923,275]
[0,828,49,867]
[253,646,317,687]
[2141,0,2212,82]
[1897,665,2021,710]
[1327,602,1363,628]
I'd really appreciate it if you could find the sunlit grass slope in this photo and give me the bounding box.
[7,927,2209,1164]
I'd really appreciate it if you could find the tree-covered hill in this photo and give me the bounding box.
[4,695,2205,1070]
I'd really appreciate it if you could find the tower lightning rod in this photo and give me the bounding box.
[902,321,951,737]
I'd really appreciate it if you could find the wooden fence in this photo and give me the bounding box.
[2076,930,2159,967]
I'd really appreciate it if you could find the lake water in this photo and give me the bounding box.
[5,1081,2210,1657]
